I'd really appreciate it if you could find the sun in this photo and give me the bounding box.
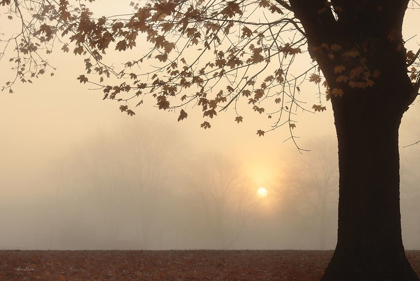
[257,187,268,198]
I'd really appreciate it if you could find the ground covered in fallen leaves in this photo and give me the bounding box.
[1,250,420,280]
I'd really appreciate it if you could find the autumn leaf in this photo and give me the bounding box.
[269,5,283,14]
[73,46,84,55]
[216,59,227,68]
[264,75,274,83]
[365,80,375,87]
[349,80,375,89]
[119,105,128,112]
[274,69,284,83]
[248,47,264,64]
[61,44,69,52]
[343,50,360,58]
[410,67,417,81]
[336,75,348,83]
[313,104,326,112]
[226,57,243,69]
[242,90,251,97]
[334,65,346,74]
[254,89,264,100]
[112,21,124,33]
[331,88,344,97]
[259,0,270,8]
[235,116,243,123]
[203,109,217,118]
[309,73,321,84]
[349,67,364,79]
[242,27,253,38]
[256,130,265,137]
[178,109,188,121]
[348,81,360,88]
[253,105,265,114]
[247,80,255,86]
[156,96,170,110]
[221,2,242,18]
[407,50,415,62]
[77,75,88,83]
[116,40,128,51]
[330,44,342,51]
[280,43,301,56]
[155,53,168,62]
[160,22,174,32]
[154,1,177,16]
[201,121,211,129]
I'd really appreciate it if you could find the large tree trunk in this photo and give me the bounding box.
[321,82,419,280]
[286,1,420,279]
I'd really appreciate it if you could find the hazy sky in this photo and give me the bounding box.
[1,1,420,250]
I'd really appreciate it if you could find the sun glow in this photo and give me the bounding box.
[257,187,268,198]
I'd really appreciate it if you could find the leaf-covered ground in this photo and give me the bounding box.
[1,250,420,280]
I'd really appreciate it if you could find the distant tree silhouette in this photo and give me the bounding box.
[186,153,257,249]
[280,137,338,250]
[59,119,182,249]
[2,0,420,279]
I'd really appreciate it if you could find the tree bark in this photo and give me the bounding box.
[286,1,419,279]
[321,82,419,280]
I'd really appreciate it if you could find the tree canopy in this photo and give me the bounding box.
[0,0,376,144]
[2,1,419,139]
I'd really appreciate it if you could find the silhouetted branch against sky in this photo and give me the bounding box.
[0,0,420,149]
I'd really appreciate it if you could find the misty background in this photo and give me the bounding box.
[1,2,420,251]
[1,107,420,251]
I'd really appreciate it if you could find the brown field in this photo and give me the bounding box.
[1,250,420,281]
